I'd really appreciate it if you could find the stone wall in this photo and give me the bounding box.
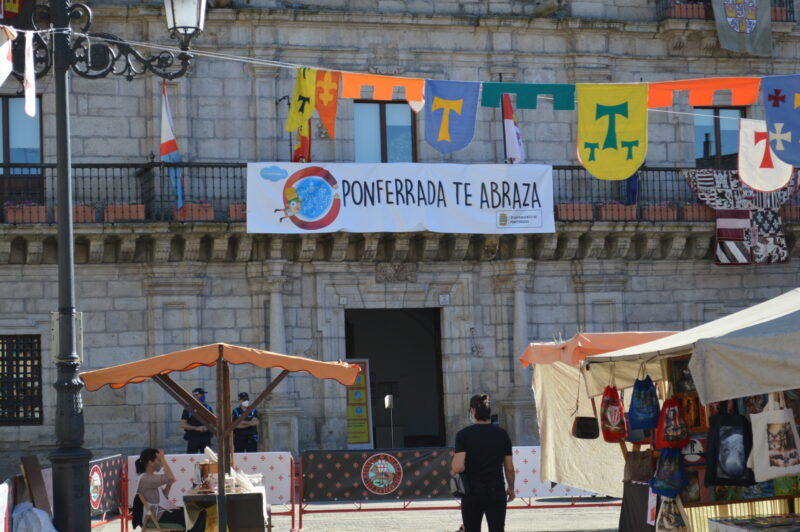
[1,221,799,478]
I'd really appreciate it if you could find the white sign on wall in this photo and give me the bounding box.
[246,163,555,234]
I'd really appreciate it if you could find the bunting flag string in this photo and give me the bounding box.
[576,84,648,181]
[285,67,317,133]
[6,26,800,184]
[480,82,576,111]
[424,80,480,154]
[738,118,793,191]
[762,74,800,166]
[315,69,340,139]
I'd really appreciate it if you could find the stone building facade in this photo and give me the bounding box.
[1,0,800,477]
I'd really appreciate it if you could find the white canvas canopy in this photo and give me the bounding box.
[580,288,800,401]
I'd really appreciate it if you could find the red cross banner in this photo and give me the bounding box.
[738,118,792,192]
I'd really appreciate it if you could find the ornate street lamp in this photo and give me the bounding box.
[13,0,205,529]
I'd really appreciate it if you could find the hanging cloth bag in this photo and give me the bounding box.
[629,362,661,430]
[655,496,689,532]
[656,397,690,449]
[747,392,800,482]
[600,368,628,442]
[649,448,687,498]
[705,400,755,486]
[571,367,599,439]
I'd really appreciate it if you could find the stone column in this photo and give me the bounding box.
[503,259,538,445]
[265,261,301,455]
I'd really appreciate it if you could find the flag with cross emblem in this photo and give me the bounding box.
[315,69,340,139]
[576,84,648,180]
[738,118,792,192]
[424,79,480,154]
[762,74,800,166]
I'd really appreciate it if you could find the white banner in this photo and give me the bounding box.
[246,163,554,234]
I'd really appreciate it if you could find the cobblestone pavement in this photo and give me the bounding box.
[94,499,620,531]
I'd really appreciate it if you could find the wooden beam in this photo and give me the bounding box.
[153,374,217,431]
[225,369,289,437]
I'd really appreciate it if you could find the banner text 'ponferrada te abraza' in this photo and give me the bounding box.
[246,163,554,234]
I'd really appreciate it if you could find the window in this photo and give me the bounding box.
[694,107,745,169]
[0,335,43,425]
[354,101,416,162]
[0,96,43,207]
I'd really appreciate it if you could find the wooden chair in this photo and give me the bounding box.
[138,494,185,531]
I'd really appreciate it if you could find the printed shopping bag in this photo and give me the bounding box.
[656,397,690,449]
[600,372,627,442]
[649,448,687,498]
[629,364,660,430]
[747,392,800,482]
[705,400,755,486]
[655,496,689,532]
[625,413,652,444]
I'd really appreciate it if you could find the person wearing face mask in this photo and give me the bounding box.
[180,387,214,454]
[132,448,186,527]
[232,392,260,453]
[450,394,515,532]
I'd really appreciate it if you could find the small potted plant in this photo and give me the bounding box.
[555,202,593,221]
[228,203,246,221]
[680,204,715,221]
[104,203,145,222]
[641,203,678,221]
[54,203,97,223]
[175,200,214,221]
[3,201,46,223]
[598,202,637,221]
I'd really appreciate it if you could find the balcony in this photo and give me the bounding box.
[1,163,798,225]
[656,0,795,22]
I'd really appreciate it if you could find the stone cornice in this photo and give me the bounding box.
[3,221,794,264]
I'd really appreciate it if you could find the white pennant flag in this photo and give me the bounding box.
[0,26,18,87]
[24,31,35,117]
[738,118,793,191]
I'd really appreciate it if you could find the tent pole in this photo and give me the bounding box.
[216,346,228,532]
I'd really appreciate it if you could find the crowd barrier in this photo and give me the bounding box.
[296,445,618,531]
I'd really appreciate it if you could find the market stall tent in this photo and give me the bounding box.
[580,288,800,399]
[523,332,675,498]
[80,342,360,532]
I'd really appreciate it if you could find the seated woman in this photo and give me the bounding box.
[134,448,185,527]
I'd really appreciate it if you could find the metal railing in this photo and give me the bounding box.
[656,0,795,22]
[0,163,798,223]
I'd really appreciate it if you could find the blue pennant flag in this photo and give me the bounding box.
[424,80,480,154]
[762,74,800,166]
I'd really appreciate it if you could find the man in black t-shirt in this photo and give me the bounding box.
[451,394,515,532]
[180,387,214,454]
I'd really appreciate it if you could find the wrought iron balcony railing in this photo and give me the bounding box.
[656,0,795,22]
[0,163,798,224]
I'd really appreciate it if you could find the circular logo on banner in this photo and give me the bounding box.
[280,166,341,230]
[361,453,403,495]
[89,464,104,510]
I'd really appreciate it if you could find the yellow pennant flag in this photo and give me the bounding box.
[576,84,648,181]
[285,67,318,133]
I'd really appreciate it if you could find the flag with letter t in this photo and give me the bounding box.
[160,81,184,212]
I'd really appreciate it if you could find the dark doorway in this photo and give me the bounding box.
[345,308,445,448]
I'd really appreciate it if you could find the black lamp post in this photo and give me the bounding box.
[16,0,205,529]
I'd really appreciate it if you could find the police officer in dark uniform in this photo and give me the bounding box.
[180,387,214,454]
[232,392,259,453]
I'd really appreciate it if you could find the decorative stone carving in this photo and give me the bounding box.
[88,236,105,263]
[375,262,417,283]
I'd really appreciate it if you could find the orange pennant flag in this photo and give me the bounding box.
[341,72,424,108]
[648,77,761,108]
[315,70,340,139]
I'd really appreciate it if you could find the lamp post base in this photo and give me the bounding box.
[49,446,93,532]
